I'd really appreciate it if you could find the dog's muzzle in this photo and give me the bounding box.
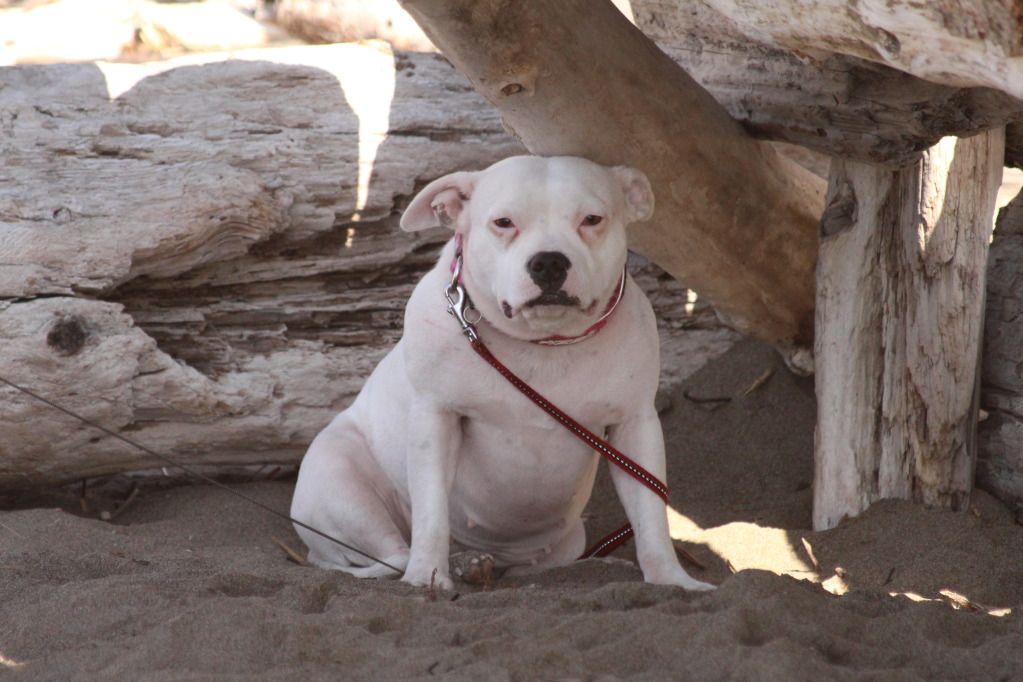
[526,251,571,292]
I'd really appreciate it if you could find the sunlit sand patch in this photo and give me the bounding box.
[821,570,848,596]
[0,652,25,669]
[936,589,1012,617]
[888,590,1012,617]
[666,506,817,578]
[668,506,1016,617]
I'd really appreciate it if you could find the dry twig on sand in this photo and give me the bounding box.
[741,368,775,397]
[272,536,308,566]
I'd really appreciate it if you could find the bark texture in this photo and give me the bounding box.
[0,44,523,487]
[401,0,826,354]
[632,0,1023,167]
[697,0,1023,98]
[980,191,1023,508]
[814,130,1004,530]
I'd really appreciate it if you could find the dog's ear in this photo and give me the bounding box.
[612,166,655,224]
[401,171,478,232]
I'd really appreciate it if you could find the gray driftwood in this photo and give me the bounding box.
[814,130,1004,530]
[632,0,1023,167]
[0,44,524,487]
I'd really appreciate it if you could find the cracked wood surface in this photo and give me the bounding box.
[633,0,1023,167]
[814,130,1003,530]
[0,43,523,486]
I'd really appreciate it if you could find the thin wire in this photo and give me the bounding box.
[0,375,402,575]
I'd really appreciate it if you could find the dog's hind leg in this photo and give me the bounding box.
[291,416,410,579]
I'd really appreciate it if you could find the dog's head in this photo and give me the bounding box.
[401,156,654,341]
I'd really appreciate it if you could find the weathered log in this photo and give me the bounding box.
[270,0,1023,167]
[263,0,437,51]
[0,43,522,487]
[979,190,1023,509]
[401,0,826,357]
[7,0,1023,165]
[814,129,1004,530]
[0,43,524,297]
[697,0,1023,99]
[632,0,1023,167]
[0,43,735,487]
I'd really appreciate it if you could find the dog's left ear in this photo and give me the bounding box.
[612,166,655,224]
[401,171,478,232]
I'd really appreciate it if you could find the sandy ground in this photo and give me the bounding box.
[3,338,1023,680]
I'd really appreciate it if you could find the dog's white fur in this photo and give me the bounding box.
[291,156,713,591]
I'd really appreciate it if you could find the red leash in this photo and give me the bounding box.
[445,240,669,559]
[471,340,663,558]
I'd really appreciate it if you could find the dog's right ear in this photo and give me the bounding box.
[400,171,478,232]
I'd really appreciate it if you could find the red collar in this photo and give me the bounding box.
[449,235,626,346]
[531,273,625,345]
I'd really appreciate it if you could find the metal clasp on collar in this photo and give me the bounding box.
[445,250,482,343]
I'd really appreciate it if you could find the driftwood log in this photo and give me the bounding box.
[632,0,1023,168]
[814,130,1004,530]
[400,0,826,359]
[0,44,523,486]
[630,0,1023,518]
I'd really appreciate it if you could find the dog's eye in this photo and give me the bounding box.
[493,217,515,229]
[581,215,603,227]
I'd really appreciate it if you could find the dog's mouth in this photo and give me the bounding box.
[501,293,598,319]
[526,291,580,308]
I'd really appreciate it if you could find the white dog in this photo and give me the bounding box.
[291,156,713,591]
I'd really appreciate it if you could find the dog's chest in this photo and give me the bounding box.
[450,399,606,537]
[455,340,637,429]
[448,343,636,490]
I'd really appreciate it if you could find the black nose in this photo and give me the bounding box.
[526,251,571,291]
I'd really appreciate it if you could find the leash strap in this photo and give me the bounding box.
[469,338,667,559]
[470,339,669,502]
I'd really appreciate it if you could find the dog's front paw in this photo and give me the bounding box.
[402,565,454,591]
[643,566,716,591]
[676,577,716,592]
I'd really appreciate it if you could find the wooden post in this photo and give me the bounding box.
[814,129,1004,530]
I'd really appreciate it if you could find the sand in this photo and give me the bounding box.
[4,338,1023,681]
